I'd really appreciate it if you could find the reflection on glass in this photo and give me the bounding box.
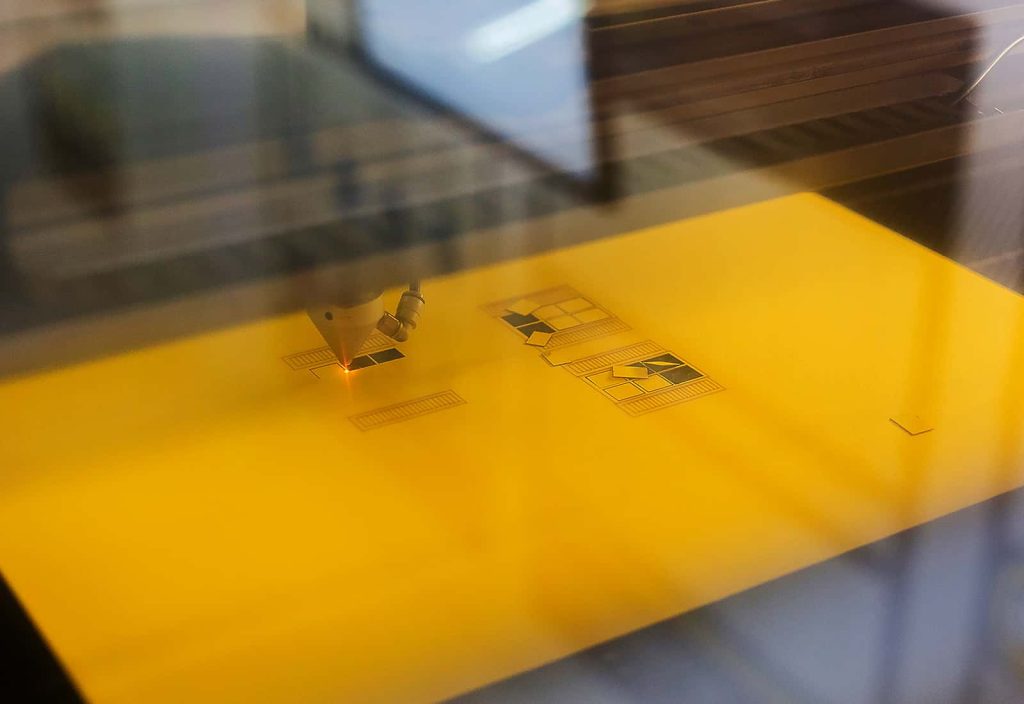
[356,0,597,178]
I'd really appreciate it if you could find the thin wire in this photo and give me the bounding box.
[955,34,1024,105]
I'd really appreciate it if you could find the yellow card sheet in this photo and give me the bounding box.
[3,194,1024,703]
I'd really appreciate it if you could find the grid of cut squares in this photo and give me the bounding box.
[584,353,703,402]
[310,347,405,377]
[283,330,398,372]
[501,296,611,338]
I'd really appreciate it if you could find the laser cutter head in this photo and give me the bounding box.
[307,294,384,368]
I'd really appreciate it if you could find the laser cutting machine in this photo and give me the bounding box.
[6,1,1024,702]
